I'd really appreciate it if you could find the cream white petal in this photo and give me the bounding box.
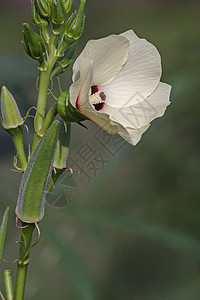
[100,82,171,129]
[118,124,151,146]
[83,107,119,135]
[70,61,93,109]
[99,30,162,108]
[70,63,119,134]
[72,34,130,86]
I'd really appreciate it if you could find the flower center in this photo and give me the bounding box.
[89,86,106,111]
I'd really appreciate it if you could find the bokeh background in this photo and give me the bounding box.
[1,0,200,299]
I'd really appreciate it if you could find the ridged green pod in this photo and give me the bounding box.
[15,121,59,223]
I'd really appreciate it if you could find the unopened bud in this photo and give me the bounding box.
[0,86,23,130]
[32,1,50,43]
[36,0,52,18]
[51,0,66,34]
[32,0,47,26]
[65,0,85,40]
[62,0,73,14]
[23,23,46,60]
[57,0,85,54]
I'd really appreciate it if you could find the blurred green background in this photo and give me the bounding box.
[1,0,200,299]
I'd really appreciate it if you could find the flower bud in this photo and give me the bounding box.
[51,0,66,35]
[32,0,50,43]
[0,86,23,130]
[36,0,52,18]
[62,0,73,14]
[51,42,77,78]
[54,120,71,169]
[32,0,47,27]
[65,0,85,39]
[23,23,46,60]
[57,0,85,54]
[57,90,87,123]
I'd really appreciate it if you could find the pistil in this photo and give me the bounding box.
[89,86,106,111]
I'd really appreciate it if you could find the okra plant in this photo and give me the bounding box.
[0,0,171,299]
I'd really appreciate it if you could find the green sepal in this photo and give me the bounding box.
[0,207,9,263]
[54,120,70,169]
[57,90,87,123]
[15,121,60,223]
[23,23,46,60]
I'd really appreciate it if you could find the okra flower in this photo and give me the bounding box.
[69,30,171,145]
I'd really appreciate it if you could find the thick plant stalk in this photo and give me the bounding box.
[32,35,57,151]
[3,270,13,300]
[14,224,35,300]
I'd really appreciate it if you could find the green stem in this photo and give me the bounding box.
[33,68,52,134]
[11,127,27,171]
[0,290,5,300]
[39,103,58,136]
[14,224,35,300]
[3,270,13,300]
[32,35,58,151]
